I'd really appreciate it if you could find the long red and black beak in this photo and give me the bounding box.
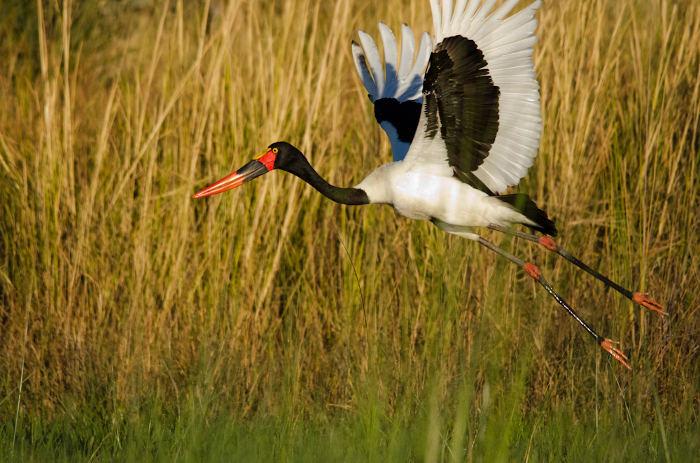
[193,149,276,199]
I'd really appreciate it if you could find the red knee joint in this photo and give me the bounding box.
[524,263,541,280]
[539,236,558,252]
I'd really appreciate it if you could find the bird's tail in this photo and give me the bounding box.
[496,194,557,236]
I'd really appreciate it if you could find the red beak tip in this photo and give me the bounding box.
[192,160,268,200]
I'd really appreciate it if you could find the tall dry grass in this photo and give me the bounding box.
[0,0,697,431]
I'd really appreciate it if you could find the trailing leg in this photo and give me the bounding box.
[476,236,631,369]
[488,224,666,315]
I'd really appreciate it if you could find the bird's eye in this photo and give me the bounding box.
[272,148,279,154]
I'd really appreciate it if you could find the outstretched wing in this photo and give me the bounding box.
[405,0,543,194]
[352,23,432,161]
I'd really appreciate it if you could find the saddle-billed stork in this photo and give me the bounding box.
[194,0,665,369]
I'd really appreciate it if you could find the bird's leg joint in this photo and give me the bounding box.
[524,262,541,281]
[538,236,558,252]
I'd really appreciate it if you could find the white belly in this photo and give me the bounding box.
[391,171,522,227]
[354,163,529,229]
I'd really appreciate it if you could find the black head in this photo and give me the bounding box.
[266,141,304,172]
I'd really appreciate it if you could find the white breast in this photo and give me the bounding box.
[392,171,488,223]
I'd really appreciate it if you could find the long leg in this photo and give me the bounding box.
[488,224,666,315]
[430,220,631,368]
[477,236,631,369]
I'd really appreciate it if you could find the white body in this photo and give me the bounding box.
[355,159,533,241]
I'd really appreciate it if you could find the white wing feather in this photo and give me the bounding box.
[357,31,385,97]
[401,31,432,101]
[351,41,377,98]
[379,23,399,97]
[352,24,432,103]
[398,24,416,79]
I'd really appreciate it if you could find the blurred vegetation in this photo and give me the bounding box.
[0,0,698,460]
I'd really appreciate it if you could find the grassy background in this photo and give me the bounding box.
[0,0,698,460]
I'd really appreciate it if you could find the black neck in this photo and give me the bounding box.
[280,155,369,206]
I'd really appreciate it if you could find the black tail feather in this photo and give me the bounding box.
[496,193,557,236]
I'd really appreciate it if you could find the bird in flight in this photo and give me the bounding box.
[193,0,665,369]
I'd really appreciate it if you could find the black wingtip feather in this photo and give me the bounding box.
[497,194,557,236]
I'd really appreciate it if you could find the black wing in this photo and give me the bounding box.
[423,36,500,194]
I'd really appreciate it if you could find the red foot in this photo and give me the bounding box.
[524,263,541,280]
[538,236,559,252]
[601,338,631,370]
[632,292,668,316]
